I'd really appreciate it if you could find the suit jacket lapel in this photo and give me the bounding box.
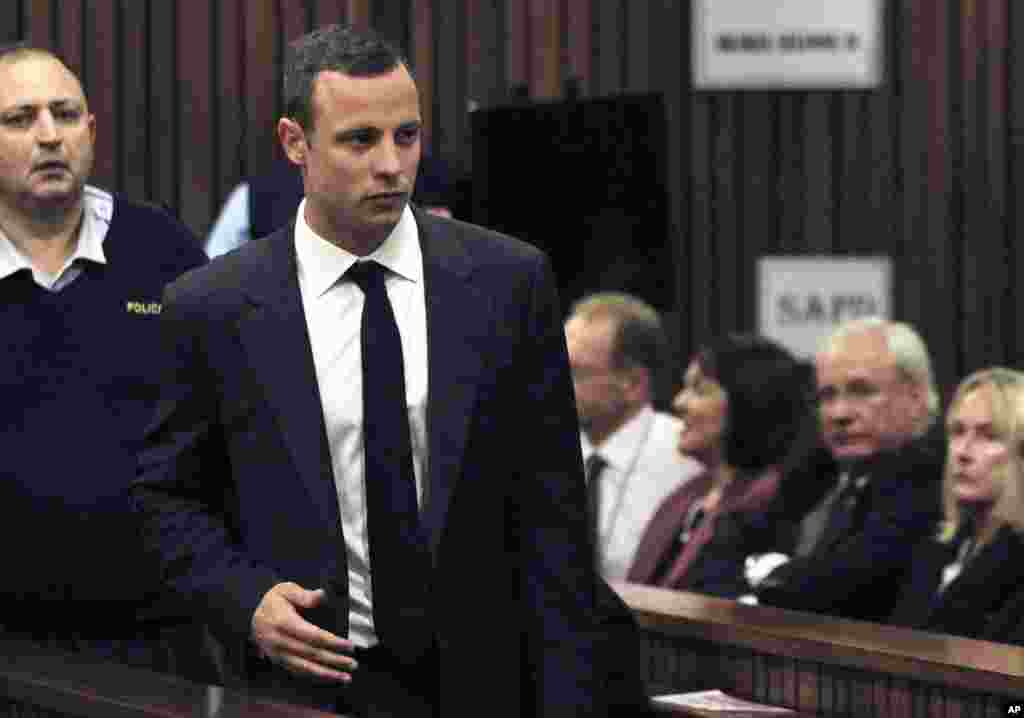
[236,228,339,523]
[417,212,490,553]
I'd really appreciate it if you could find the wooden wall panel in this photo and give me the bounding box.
[243,0,279,181]
[147,0,178,213]
[564,0,591,95]
[464,0,502,110]
[1,3,21,44]
[215,0,246,211]
[594,0,622,95]
[313,0,345,27]
[528,0,560,99]
[177,1,214,235]
[1010,0,1024,368]
[411,0,434,151]
[121,1,148,197]
[802,94,832,254]
[57,0,83,80]
[1,0,1021,391]
[504,0,528,91]
[88,0,117,190]
[24,0,55,50]
[433,0,464,163]
[624,0,649,92]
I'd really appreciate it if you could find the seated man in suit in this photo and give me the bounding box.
[0,44,211,677]
[750,318,944,623]
[565,292,702,580]
[133,24,648,717]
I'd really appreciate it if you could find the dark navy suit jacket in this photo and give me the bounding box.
[888,525,1024,641]
[133,209,647,716]
[756,434,944,623]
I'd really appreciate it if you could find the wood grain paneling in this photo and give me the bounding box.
[177,1,214,233]
[411,0,434,151]
[148,0,178,213]
[121,1,148,197]
[564,0,590,95]
[215,0,246,209]
[89,0,117,190]
[528,0,560,99]
[57,0,83,80]
[24,0,55,50]
[2,0,1020,393]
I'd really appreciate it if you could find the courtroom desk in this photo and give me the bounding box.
[0,638,334,718]
[615,582,1024,718]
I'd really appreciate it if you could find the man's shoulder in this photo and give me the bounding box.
[171,228,280,298]
[871,429,946,484]
[416,210,546,268]
[102,191,207,275]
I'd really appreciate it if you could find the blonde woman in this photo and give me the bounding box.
[888,368,1024,641]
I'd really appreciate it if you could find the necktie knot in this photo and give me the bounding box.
[347,260,388,296]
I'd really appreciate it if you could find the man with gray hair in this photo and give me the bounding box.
[565,292,701,580]
[751,317,944,622]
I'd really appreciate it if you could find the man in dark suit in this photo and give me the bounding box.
[751,318,944,623]
[132,24,646,717]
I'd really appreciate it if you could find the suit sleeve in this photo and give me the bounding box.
[509,252,650,717]
[756,451,942,619]
[131,281,281,645]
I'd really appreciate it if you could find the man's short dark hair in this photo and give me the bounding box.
[283,24,409,131]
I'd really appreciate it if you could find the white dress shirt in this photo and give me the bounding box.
[581,406,703,581]
[0,185,112,290]
[293,201,428,648]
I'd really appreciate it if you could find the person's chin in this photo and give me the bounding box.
[828,443,876,462]
[27,184,81,210]
[677,438,708,461]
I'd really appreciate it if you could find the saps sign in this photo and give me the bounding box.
[758,256,891,357]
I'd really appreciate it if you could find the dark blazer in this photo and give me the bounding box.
[982,579,1024,646]
[627,470,785,598]
[756,433,944,623]
[132,210,648,716]
[888,525,1024,641]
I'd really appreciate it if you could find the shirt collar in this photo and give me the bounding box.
[0,184,112,282]
[581,405,656,482]
[293,200,422,297]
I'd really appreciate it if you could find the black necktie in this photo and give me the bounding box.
[585,454,607,569]
[348,261,433,664]
[816,474,863,553]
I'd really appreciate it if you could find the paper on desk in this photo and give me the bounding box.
[652,690,794,713]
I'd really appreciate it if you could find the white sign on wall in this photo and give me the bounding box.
[693,0,883,89]
[758,256,891,358]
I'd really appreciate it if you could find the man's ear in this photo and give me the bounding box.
[277,117,307,166]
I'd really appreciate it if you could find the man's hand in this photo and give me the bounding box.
[250,582,357,682]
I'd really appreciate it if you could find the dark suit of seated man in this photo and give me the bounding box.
[132,24,649,718]
[752,318,943,624]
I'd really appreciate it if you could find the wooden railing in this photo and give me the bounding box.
[615,582,1024,717]
[0,638,333,718]
[4,589,1024,717]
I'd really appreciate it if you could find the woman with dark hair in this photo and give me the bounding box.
[887,367,1024,641]
[627,334,814,597]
